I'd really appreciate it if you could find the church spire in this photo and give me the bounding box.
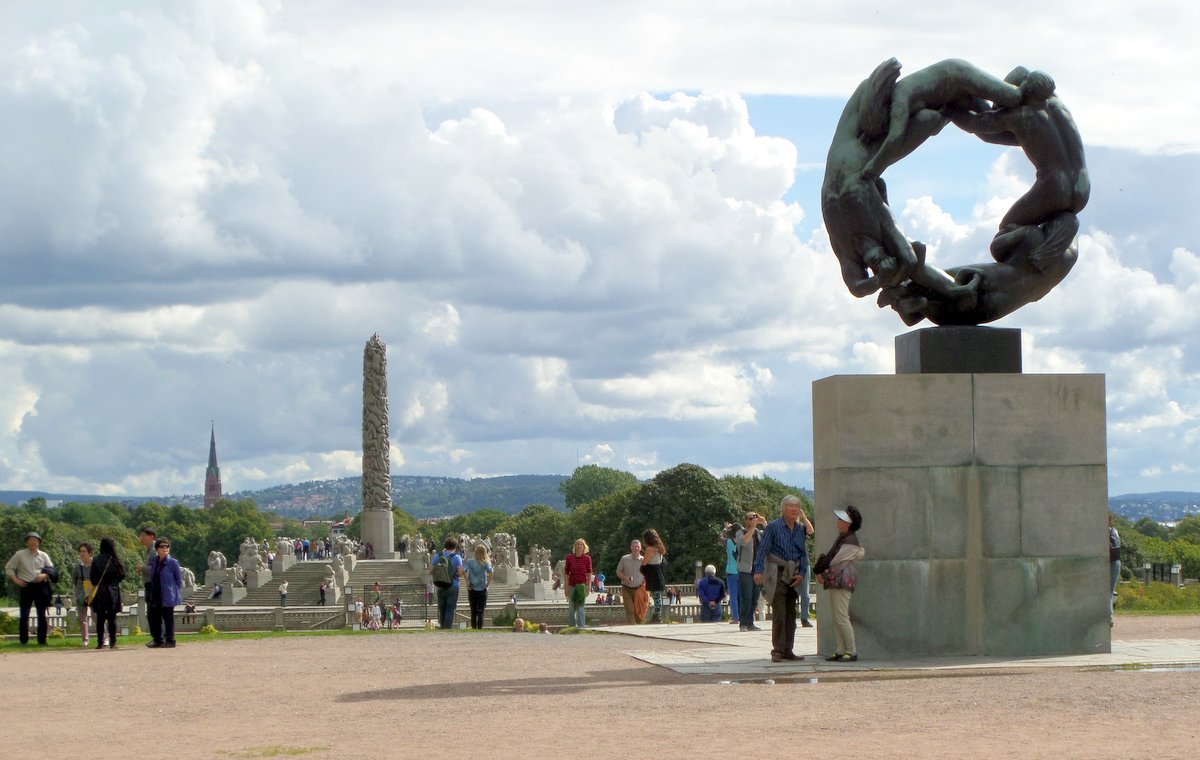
[204,423,223,508]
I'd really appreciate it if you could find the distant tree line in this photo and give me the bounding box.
[1115,514,1200,581]
[1,496,272,600]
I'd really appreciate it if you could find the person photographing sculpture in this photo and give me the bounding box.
[815,506,866,662]
[753,496,814,662]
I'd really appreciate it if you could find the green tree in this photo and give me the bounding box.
[441,508,509,538]
[1171,515,1200,545]
[203,498,271,565]
[56,501,127,528]
[615,463,739,584]
[131,502,170,532]
[1133,516,1169,541]
[559,465,639,510]
[498,504,571,557]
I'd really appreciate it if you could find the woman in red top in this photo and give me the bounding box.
[564,538,594,629]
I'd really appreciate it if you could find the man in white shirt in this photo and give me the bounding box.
[615,540,644,624]
[5,531,56,645]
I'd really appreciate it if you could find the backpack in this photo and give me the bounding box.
[431,553,454,588]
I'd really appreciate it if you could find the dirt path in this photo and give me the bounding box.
[5,615,1199,759]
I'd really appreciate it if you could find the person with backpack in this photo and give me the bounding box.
[431,537,464,629]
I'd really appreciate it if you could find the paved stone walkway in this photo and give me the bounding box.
[615,622,1200,676]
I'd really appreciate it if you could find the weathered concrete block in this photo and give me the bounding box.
[813,375,974,469]
[973,374,1107,466]
[813,372,1110,659]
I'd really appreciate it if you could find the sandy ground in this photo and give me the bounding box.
[5,615,1199,759]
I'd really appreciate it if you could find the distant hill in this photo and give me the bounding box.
[233,474,568,519]
[1110,492,1200,523]
[7,483,1198,524]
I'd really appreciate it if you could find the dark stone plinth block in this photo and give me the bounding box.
[895,326,1021,374]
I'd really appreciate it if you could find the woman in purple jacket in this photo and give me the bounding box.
[147,537,183,649]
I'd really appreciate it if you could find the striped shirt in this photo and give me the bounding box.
[752,518,810,574]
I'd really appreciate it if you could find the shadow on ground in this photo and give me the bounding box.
[338,666,673,702]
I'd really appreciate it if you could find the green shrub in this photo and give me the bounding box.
[198,624,219,635]
[492,613,514,628]
[49,627,65,639]
[1116,582,1200,611]
[0,612,17,635]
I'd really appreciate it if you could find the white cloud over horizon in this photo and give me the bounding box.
[1,2,1199,500]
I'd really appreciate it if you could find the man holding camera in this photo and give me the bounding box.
[735,512,766,632]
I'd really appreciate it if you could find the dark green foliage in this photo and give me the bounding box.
[613,464,740,584]
[497,504,571,558]
[1133,516,1170,541]
[559,465,638,511]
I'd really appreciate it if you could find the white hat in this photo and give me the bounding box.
[704,564,716,575]
[833,509,851,523]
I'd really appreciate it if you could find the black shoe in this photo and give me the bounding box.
[163,642,176,648]
[800,620,814,628]
[836,653,857,662]
[781,652,804,661]
[771,652,783,662]
[746,625,763,631]
[825,653,843,661]
[146,642,162,648]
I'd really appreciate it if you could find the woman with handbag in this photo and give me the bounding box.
[89,536,127,650]
[641,529,668,623]
[817,506,866,662]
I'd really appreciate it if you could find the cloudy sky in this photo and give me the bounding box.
[2,1,1198,500]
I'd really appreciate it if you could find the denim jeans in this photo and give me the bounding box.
[1109,560,1121,621]
[738,571,760,627]
[568,585,587,628]
[725,573,740,621]
[700,603,722,622]
[798,565,810,623]
[436,585,460,629]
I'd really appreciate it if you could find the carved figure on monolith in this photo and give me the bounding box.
[361,334,396,558]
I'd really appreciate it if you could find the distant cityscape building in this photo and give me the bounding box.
[204,424,223,508]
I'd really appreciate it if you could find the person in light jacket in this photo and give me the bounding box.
[818,506,866,662]
[146,538,183,649]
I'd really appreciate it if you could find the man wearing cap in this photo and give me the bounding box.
[753,495,814,662]
[5,531,58,645]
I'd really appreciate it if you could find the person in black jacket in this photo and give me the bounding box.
[89,537,126,650]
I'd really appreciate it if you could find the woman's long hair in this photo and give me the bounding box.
[98,536,126,577]
[474,544,490,563]
[641,529,666,556]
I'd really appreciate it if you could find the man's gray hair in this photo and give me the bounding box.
[780,494,803,509]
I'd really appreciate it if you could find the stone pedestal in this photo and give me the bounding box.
[274,554,296,573]
[895,326,1022,374]
[493,566,527,586]
[812,373,1111,658]
[361,509,396,559]
[244,568,272,589]
[518,579,557,601]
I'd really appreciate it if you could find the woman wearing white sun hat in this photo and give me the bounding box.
[815,506,865,662]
